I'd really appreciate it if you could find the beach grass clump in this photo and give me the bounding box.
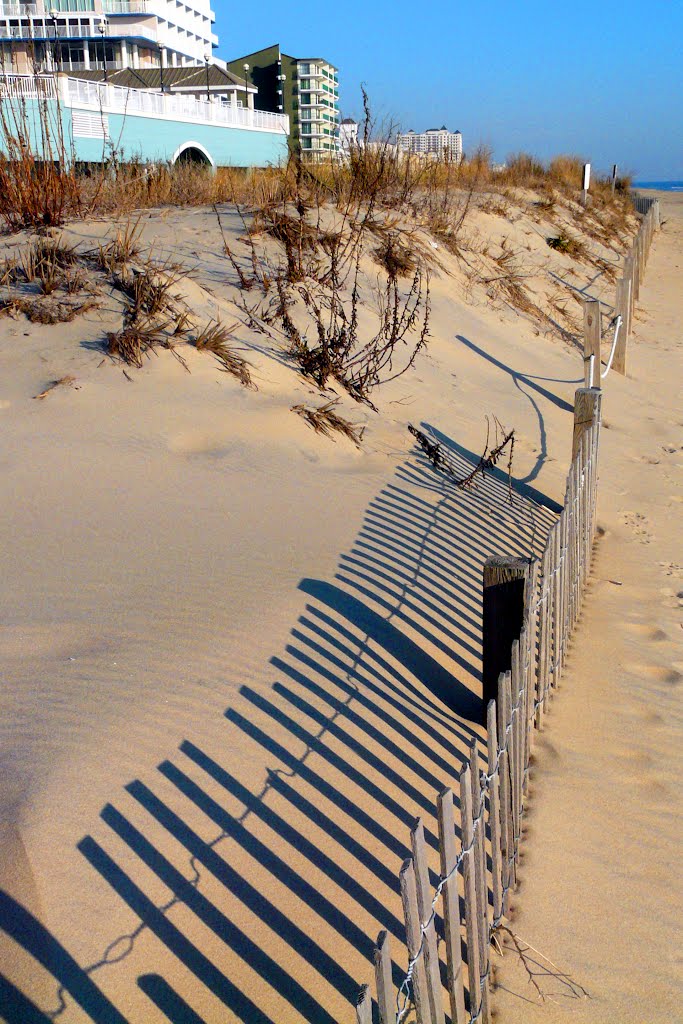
[106,315,172,368]
[194,319,256,388]
[546,233,586,258]
[96,219,144,273]
[291,400,364,444]
[113,265,180,319]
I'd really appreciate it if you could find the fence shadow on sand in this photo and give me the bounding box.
[2,428,558,1024]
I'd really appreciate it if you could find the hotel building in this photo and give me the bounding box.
[227,43,339,159]
[0,0,218,75]
[397,126,463,162]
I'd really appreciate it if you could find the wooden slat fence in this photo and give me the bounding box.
[354,390,601,1024]
[582,197,660,382]
[353,198,661,1024]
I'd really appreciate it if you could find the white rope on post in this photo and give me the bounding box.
[601,315,623,380]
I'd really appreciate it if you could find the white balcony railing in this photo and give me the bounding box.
[0,72,57,96]
[64,75,289,135]
[0,2,39,15]
[102,0,150,14]
[0,73,290,136]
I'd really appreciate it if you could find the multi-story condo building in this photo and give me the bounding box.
[0,0,218,75]
[226,43,339,159]
[397,126,463,162]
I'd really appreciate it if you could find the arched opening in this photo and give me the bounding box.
[171,142,216,171]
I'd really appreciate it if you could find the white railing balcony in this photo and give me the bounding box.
[0,2,39,15]
[0,72,57,97]
[63,75,290,136]
[102,0,150,14]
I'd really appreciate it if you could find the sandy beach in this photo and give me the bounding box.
[0,184,680,1024]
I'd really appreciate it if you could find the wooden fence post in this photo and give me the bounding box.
[437,789,467,1024]
[613,276,631,375]
[582,299,601,387]
[572,387,601,462]
[482,556,531,723]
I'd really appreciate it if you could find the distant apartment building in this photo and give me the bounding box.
[0,0,218,75]
[226,43,339,159]
[397,126,463,162]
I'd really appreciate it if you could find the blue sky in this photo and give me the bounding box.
[213,0,683,179]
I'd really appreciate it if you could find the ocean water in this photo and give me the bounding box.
[633,181,683,191]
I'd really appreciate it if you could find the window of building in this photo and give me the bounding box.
[300,92,311,105]
[56,40,85,69]
[51,0,96,10]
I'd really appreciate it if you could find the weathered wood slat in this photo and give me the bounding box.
[399,858,430,1024]
[375,930,393,1024]
[355,984,372,1024]
[468,740,490,1024]
[486,700,503,926]
[535,544,550,728]
[459,764,481,1017]
[497,669,512,901]
[437,788,467,1024]
[411,820,444,1024]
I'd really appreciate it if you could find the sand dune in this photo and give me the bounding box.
[0,189,678,1023]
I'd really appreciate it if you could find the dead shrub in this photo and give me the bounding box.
[373,233,416,277]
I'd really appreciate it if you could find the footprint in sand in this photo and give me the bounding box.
[622,622,669,642]
[619,510,654,544]
[630,663,682,686]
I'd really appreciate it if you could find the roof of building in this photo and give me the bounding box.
[341,117,357,125]
[64,65,253,91]
[285,55,338,70]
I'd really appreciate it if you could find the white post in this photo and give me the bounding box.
[582,162,591,206]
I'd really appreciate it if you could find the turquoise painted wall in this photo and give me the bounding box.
[0,98,288,168]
